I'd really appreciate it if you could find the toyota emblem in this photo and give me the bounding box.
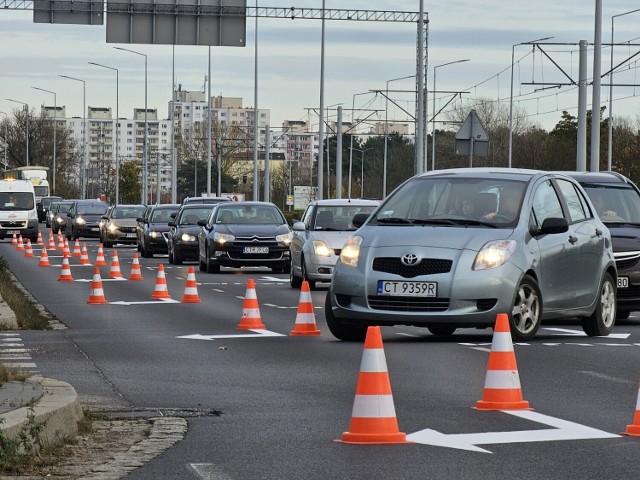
[401,253,420,266]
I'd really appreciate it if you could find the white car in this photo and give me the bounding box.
[289,199,379,289]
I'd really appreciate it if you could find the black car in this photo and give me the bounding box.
[136,203,181,257]
[167,204,216,264]
[563,171,640,320]
[37,195,62,222]
[65,200,110,240]
[51,200,75,233]
[197,201,292,273]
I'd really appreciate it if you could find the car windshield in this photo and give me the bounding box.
[215,206,284,224]
[582,185,640,224]
[313,205,377,231]
[0,192,34,211]
[78,204,108,215]
[179,208,212,226]
[151,208,178,222]
[57,203,73,214]
[111,206,145,219]
[374,176,527,227]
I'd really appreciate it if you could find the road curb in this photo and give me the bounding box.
[0,376,84,448]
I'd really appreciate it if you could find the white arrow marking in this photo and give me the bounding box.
[177,329,285,340]
[406,410,620,453]
[109,298,180,305]
[543,327,630,339]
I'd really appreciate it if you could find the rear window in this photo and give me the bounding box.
[77,203,109,215]
[582,184,640,223]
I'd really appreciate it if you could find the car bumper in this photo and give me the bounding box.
[0,220,39,239]
[303,253,339,282]
[174,241,199,259]
[208,246,291,268]
[106,231,138,244]
[144,234,169,253]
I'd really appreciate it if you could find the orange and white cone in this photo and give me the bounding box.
[87,267,108,304]
[79,243,91,265]
[63,238,71,257]
[181,266,201,303]
[57,232,65,251]
[38,247,51,267]
[58,254,74,282]
[47,233,56,250]
[16,235,25,251]
[624,384,640,436]
[11,233,17,246]
[338,326,409,444]
[36,231,44,245]
[72,240,81,257]
[108,250,124,279]
[475,313,531,411]
[151,264,172,299]
[128,252,143,281]
[290,281,321,336]
[94,244,107,267]
[236,279,266,330]
[24,239,35,258]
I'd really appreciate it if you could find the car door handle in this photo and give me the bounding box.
[568,235,578,244]
[595,228,603,236]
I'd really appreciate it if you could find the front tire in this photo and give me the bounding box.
[582,272,616,336]
[428,325,457,336]
[301,258,316,290]
[289,264,302,288]
[510,274,542,341]
[324,293,367,341]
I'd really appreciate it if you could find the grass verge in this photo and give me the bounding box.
[0,256,51,330]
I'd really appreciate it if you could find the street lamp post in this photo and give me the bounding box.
[508,36,553,167]
[348,91,372,199]
[31,87,57,195]
[0,111,7,170]
[608,9,640,171]
[431,59,469,170]
[348,146,372,198]
[115,46,148,204]
[6,99,29,166]
[383,75,414,198]
[58,75,87,198]
[89,62,120,204]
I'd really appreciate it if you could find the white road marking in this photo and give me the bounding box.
[544,327,630,339]
[177,329,285,340]
[75,277,128,282]
[110,299,181,305]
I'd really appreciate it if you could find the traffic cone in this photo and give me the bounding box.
[79,243,91,265]
[57,232,64,250]
[36,231,43,245]
[72,240,81,257]
[16,235,24,251]
[151,264,172,299]
[38,247,51,267]
[624,384,640,436]
[338,326,409,444]
[58,254,74,282]
[63,238,71,257]
[23,239,35,258]
[290,281,321,336]
[108,250,124,279]
[87,267,108,304]
[94,244,107,267]
[47,233,56,250]
[128,252,143,281]
[236,279,266,330]
[475,313,531,411]
[180,266,201,303]
[11,233,17,245]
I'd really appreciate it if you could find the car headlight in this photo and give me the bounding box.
[108,224,118,232]
[150,231,161,238]
[276,232,293,246]
[214,232,235,245]
[473,240,517,270]
[181,233,197,242]
[76,217,86,225]
[339,235,362,268]
[312,240,332,257]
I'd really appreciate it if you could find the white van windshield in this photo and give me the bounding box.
[0,192,35,211]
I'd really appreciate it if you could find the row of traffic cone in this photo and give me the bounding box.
[338,313,640,444]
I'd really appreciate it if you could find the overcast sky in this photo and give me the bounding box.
[1,1,639,133]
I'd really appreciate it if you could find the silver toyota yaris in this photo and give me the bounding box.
[326,168,617,341]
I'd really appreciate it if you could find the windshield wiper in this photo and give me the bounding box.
[376,217,413,224]
[446,218,498,228]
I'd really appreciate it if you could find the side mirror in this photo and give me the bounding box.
[292,221,306,232]
[102,215,109,220]
[136,217,143,222]
[536,217,569,235]
[168,221,175,227]
[351,213,370,229]
[67,212,73,218]
[197,219,207,227]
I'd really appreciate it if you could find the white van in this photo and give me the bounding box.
[0,180,39,242]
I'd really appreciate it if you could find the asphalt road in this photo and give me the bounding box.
[4,233,640,479]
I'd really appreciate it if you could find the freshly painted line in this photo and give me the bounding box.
[544,327,630,339]
[406,410,620,453]
[109,299,181,305]
[177,329,285,340]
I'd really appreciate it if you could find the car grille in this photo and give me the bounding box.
[226,236,283,260]
[372,257,453,279]
[367,295,449,312]
[0,221,27,228]
[119,226,136,233]
[615,251,640,271]
[617,285,640,299]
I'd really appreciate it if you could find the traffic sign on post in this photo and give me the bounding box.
[455,109,490,166]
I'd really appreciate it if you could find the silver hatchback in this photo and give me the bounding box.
[326,168,617,341]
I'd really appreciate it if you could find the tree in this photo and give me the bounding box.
[119,161,142,204]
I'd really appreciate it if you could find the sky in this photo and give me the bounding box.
[1,1,639,134]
